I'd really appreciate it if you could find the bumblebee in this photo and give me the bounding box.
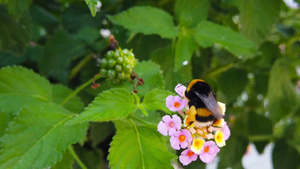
[184,79,223,127]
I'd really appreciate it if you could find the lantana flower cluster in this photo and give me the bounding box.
[157,84,231,166]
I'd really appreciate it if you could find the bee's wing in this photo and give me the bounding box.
[194,92,223,119]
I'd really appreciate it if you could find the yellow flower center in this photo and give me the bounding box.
[169,122,174,127]
[193,138,205,149]
[216,131,224,142]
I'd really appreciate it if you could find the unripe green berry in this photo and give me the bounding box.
[101,58,108,68]
[117,72,126,80]
[114,50,120,58]
[115,64,122,72]
[125,74,131,80]
[127,52,134,57]
[108,59,116,68]
[124,64,131,73]
[105,51,114,59]
[116,57,123,64]
[123,58,129,65]
[122,49,129,54]
[100,69,107,77]
[107,69,116,79]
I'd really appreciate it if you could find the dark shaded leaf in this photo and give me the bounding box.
[239,0,281,44]
[267,59,298,122]
[218,135,249,168]
[273,139,300,169]
[174,30,197,71]
[151,45,192,91]
[218,68,248,102]
[0,6,30,55]
[40,30,86,82]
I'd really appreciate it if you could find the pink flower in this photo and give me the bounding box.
[199,141,220,163]
[175,84,186,97]
[179,149,198,166]
[170,129,192,150]
[166,95,187,112]
[157,115,182,136]
[222,122,231,140]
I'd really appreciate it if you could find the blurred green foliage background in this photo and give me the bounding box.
[0,0,300,168]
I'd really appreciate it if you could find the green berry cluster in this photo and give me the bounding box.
[100,48,137,83]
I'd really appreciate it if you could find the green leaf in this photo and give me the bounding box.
[174,0,209,27]
[141,89,173,113]
[267,59,298,122]
[66,88,137,125]
[0,52,27,67]
[194,21,257,58]
[248,111,272,153]
[30,5,60,31]
[131,110,163,126]
[84,0,98,17]
[272,139,300,169]
[113,61,165,97]
[62,4,102,33]
[73,146,106,169]
[40,30,86,83]
[132,61,165,96]
[0,6,30,55]
[52,149,74,169]
[151,45,192,90]
[76,26,100,45]
[0,103,88,169]
[52,84,84,114]
[174,30,197,71]
[218,68,248,102]
[218,135,249,168]
[108,120,175,169]
[3,0,32,18]
[0,111,13,137]
[89,122,115,148]
[0,66,52,114]
[239,0,281,44]
[108,6,179,39]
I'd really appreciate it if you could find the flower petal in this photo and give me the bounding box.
[168,127,176,136]
[162,115,171,123]
[180,140,188,149]
[179,155,192,166]
[222,123,231,140]
[157,121,168,136]
[170,136,180,150]
[175,84,186,97]
[200,153,214,163]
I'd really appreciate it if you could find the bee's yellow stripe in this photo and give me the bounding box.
[196,108,212,117]
[187,79,204,92]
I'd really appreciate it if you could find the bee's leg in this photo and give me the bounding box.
[186,106,197,127]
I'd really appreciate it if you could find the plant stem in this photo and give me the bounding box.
[61,74,102,106]
[68,146,87,169]
[68,54,93,80]
[248,135,274,142]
